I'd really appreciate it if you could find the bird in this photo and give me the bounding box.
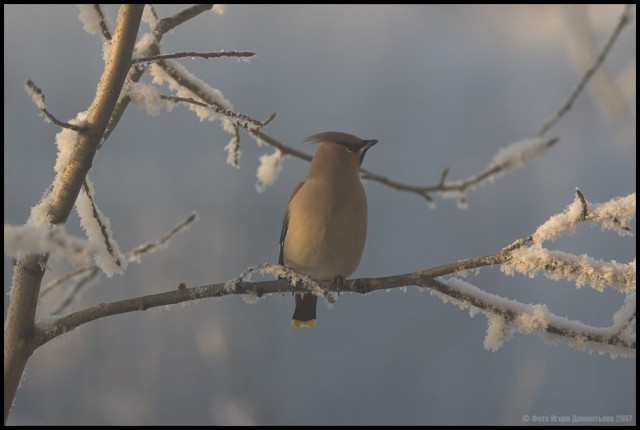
[279,132,378,327]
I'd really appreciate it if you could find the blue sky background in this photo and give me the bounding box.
[4,4,636,425]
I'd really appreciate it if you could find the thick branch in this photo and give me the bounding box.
[4,5,144,424]
[33,256,635,352]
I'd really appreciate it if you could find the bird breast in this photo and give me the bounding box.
[283,175,368,281]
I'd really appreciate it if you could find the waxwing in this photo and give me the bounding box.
[279,132,377,327]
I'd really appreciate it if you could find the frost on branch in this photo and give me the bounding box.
[75,178,126,277]
[503,247,635,293]
[149,60,234,121]
[256,149,284,192]
[224,263,331,306]
[126,82,169,116]
[4,224,94,266]
[440,137,555,205]
[484,315,511,352]
[502,191,636,293]
[440,277,634,357]
[533,191,635,244]
[77,4,106,36]
[224,120,241,168]
[489,137,553,174]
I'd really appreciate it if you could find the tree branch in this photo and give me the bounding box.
[33,258,635,353]
[102,4,214,144]
[4,5,144,424]
[32,190,635,354]
[133,50,255,63]
[24,80,89,132]
[537,4,632,137]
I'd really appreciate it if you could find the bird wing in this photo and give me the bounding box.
[279,180,305,265]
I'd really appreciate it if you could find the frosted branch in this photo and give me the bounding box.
[75,178,126,277]
[252,130,557,203]
[159,94,263,131]
[502,190,636,293]
[33,260,635,356]
[4,224,94,266]
[102,4,214,144]
[77,4,112,40]
[24,80,88,132]
[224,127,241,168]
[133,50,255,63]
[256,149,284,192]
[40,213,198,313]
[29,188,635,357]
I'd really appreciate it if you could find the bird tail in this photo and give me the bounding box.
[291,293,317,328]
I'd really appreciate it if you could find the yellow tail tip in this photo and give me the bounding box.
[291,319,316,328]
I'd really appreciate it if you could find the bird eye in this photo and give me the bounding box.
[340,142,361,153]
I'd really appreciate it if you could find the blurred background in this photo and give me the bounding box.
[4,4,636,425]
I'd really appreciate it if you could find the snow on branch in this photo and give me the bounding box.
[256,149,285,192]
[39,213,198,314]
[533,189,634,244]
[158,94,264,131]
[504,247,635,293]
[224,263,334,305]
[32,189,634,355]
[77,4,112,40]
[4,224,94,266]
[102,5,214,144]
[33,259,635,357]
[27,111,89,227]
[133,50,255,63]
[75,178,126,277]
[502,190,636,294]
[224,126,242,168]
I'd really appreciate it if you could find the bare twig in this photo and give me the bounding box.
[537,4,632,137]
[93,4,112,40]
[153,4,214,36]
[133,50,255,63]
[24,80,88,132]
[49,268,100,316]
[254,130,558,203]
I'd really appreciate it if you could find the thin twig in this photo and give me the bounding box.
[249,5,632,202]
[537,4,632,137]
[40,212,198,307]
[93,4,112,40]
[160,94,264,130]
[133,50,255,63]
[102,5,214,144]
[49,268,100,316]
[81,179,123,269]
[24,80,88,132]
[153,4,214,36]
